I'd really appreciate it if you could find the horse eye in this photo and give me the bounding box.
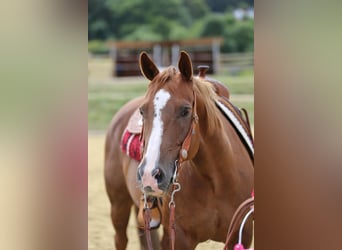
[139,108,144,116]
[180,108,190,117]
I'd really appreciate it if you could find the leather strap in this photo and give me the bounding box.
[169,203,176,250]
[241,108,252,134]
[138,197,162,230]
[139,120,145,156]
[143,207,153,250]
[179,91,198,164]
[223,197,254,250]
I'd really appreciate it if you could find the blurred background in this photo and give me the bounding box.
[88,0,254,249]
[88,0,253,55]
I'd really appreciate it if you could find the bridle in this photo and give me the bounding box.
[142,90,198,250]
[168,90,198,250]
[178,90,198,164]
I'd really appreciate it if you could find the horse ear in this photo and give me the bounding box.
[178,51,193,81]
[139,52,159,81]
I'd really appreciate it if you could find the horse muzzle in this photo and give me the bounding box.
[137,165,167,196]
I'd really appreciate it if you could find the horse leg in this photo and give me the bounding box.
[105,151,133,250]
[161,227,169,249]
[110,198,132,250]
[161,225,196,250]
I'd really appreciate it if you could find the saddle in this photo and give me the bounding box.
[127,108,143,133]
[216,97,254,162]
[197,66,254,158]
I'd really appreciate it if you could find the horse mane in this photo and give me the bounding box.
[149,66,221,136]
[192,77,222,135]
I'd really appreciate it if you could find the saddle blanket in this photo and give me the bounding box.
[120,109,143,161]
[121,130,142,162]
[215,99,254,160]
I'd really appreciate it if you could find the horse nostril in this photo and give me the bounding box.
[144,186,153,193]
[151,168,159,177]
[152,168,163,184]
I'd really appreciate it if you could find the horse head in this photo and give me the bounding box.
[137,51,201,196]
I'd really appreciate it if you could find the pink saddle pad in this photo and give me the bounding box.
[120,130,142,162]
[120,108,143,161]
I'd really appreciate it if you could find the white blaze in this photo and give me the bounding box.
[143,89,171,182]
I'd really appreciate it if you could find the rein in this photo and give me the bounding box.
[143,194,153,249]
[223,196,254,250]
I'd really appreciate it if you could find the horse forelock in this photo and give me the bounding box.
[150,66,177,87]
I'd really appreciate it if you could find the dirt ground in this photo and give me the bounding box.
[88,132,226,249]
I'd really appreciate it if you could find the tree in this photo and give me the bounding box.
[205,0,254,13]
[88,0,113,40]
[183,0,209,20]
[107,0,191,40]
[222,19,254,53]
[200,14,225,37]
[88,0,254,54]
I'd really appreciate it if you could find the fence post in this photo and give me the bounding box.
[171,44,180,67]
[153,44,162,68]
[109,47,117,77]
[212,40,220,74]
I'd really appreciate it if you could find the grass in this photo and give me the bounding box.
[88,81,148,130]
[88,74,254,130]
[212,74,254,94]
[231,100,254,130]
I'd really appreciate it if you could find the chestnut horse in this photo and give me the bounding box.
[105,51,253,249]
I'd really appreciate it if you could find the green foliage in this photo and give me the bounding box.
[183,0,210,19]
[198,12,253,53]
[124,25,162,41]
[88,40,109,55]
[88,0,113,40]
[151,16,173,40]
[200,14,225,37]
[88,0,254,54]
[107,0,192,40]
[168,24,191,40]
[205,0,253,12]
[222,18,254,53]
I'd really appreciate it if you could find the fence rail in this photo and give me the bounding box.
[218,52,254,74]
[88,52,254,78]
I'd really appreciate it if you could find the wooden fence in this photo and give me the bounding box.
[88,52,254,78]
[218,52,254,74]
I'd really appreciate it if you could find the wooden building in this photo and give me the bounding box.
[107,37,223,77]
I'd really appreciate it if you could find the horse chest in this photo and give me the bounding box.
[169,186,228,237]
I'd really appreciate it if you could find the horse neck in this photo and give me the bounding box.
[191,108,250,192]
[195,124,236,177]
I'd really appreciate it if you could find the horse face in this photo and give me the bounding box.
[137,51,195,196]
